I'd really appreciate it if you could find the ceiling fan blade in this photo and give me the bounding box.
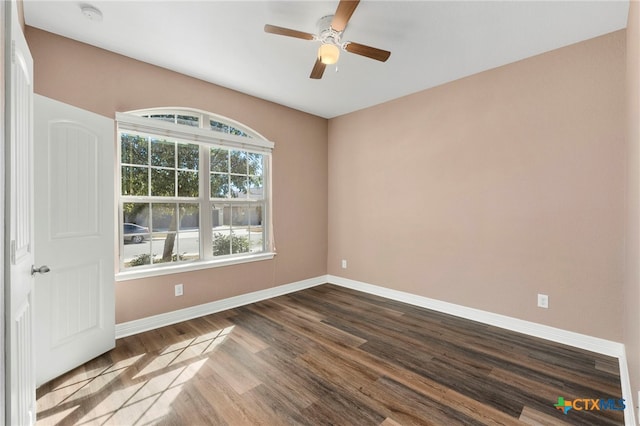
[264,24,315,41]
[345,42,391,62]
[310,58,326,79]
[331,0,360,32]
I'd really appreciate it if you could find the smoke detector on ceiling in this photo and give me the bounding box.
[80,4,103,22]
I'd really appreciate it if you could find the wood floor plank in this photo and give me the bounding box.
[596,358,622,375]
[519,406,573,426]
[36,284,625,425]
[203,345,262,395]
[189,368,260,425]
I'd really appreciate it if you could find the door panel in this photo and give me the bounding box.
[34,95,115,387]
[49,122,100,237]
[49,261,101,344]
[6,1,35,424]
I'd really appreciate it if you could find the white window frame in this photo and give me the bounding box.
[115,108,275,281]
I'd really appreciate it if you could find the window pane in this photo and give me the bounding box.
[177,115,199,127]
[230,205,264,254]
[149,114,175,123]
[251,205,263,226]
[211,173,229,198]
[178,171,198,197]
[212,203,231,256]
[121,134,148,165]
[151,168,175,196]
[212,229,231,256]
[211,148,228,173]
[151,139,175,167]
[230,151,247,174]
[212,202,250,257]
[248,176,263,198]
[210,120,250,137]
[122,203,151,268]
[178,143,199,170]
[229,127,249,137]
[230,230,250,254]
[125,252,151,268]
[210,120,230,134]
[179,203,200,230]
[158,232,177,264]
[151,203,177,264]
[152,203,176,233]
[247,153,263,176]
[123,201,149,221]
[178,203,200,262]
[211,204,228,228]
[228,206,252,255]
[230,175,247,198]
[231,205,251,227]
[121,166,148,196]
[248,205,264,253]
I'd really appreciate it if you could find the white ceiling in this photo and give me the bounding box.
[24,1,629,119]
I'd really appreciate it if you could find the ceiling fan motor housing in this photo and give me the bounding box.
[317,15,344,48]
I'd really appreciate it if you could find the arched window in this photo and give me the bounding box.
[116,108,274,278]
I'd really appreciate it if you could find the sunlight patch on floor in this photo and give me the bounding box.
[37,327,235,425]
[36,405,80,426]
[37,354,146,414]
[78,358,208,425]
[135,326,234,379]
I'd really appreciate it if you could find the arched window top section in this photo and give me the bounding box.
[116,107,273,153]
[125,107,267,140]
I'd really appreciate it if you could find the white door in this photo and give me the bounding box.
[34,95,115,387]
[5,1,36,424]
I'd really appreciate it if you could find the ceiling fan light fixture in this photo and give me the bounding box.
[318,44,340,65]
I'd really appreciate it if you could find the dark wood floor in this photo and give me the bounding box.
[36,284,624,425]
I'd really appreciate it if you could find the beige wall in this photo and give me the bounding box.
[625,0,640,411]
[25,27,328,323]
[26,17,632,349]
[328,31,626,341]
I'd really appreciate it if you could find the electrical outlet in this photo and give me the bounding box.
[341,259,347,269]
[175,284,184,297]
[537,294,549,309]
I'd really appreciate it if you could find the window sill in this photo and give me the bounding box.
[115,252,276,282]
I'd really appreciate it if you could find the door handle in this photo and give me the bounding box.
[31,265,51,276]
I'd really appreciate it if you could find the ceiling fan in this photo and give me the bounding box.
[264,0,391,79]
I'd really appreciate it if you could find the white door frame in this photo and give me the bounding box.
[4,1,36,424]
[1,0,7,422]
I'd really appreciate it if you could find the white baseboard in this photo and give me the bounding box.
[327,275,624,356]
[115,273,635,425]
[115,275,327,338]
[618,351,637,426]
[117,273,626,357]
[327,274,635,426]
